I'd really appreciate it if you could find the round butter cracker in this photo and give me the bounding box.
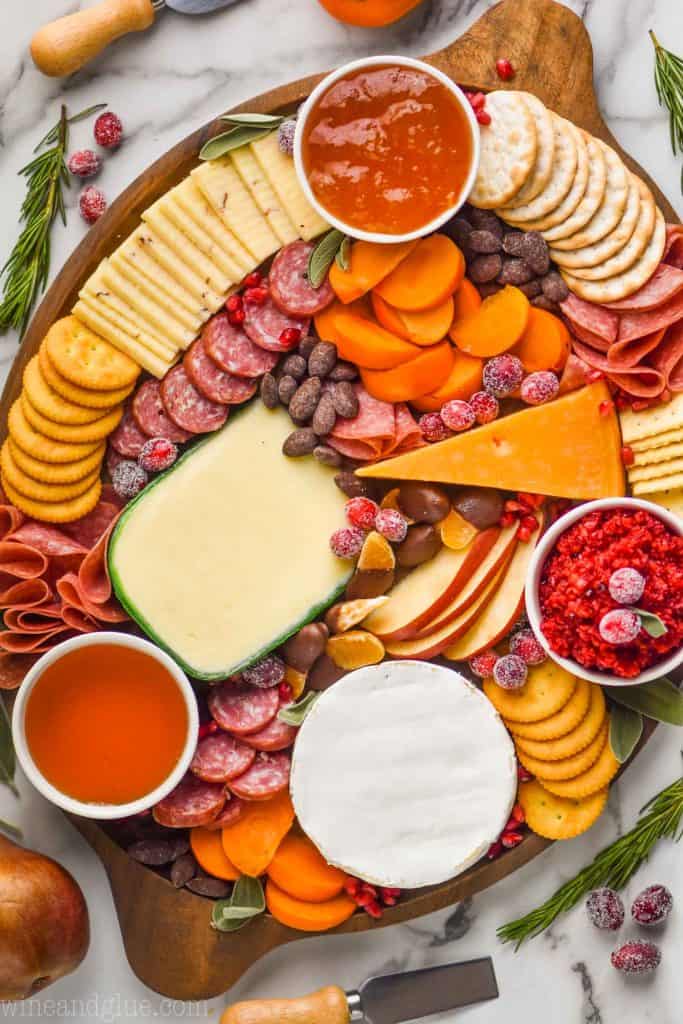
[2,474,102,524]
[519,719,608,781]
[537,729,620,799]
[469,91,538,209]
[550,174,643,269]
[45,315,140,390]
[549,140,629,250]
[23,356,111,426]
[514,685,605,761]
[500,93,555,206]
[500,116,579,223]
[8,400,102,464]
[1,442,100,503]
[21,393,122,444]
[541,134,606,241]
[483,662,576,723]
[518,779,608,840]
[39,343,133,410]
[506,678,591,740]
[8,437,104,485]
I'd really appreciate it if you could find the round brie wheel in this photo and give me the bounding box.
[290,661,517,889]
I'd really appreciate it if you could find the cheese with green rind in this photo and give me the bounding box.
[109,403,352,679]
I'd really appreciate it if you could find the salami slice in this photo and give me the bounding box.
[203,314,279,378]
[228,751,291,800]
[603,264,683,312]
[152,774,226,828]
[242,710,297,752]
[558,352,593,394]
[270,241,335,317]
[0,652,39,691]
[190,732,256,782]
[243,290,310,352]
[208,683,279,736]
[132,379,193,444]
[184,337,257,406]
[559,293,619,344]
[205,796,245,830]
[608,328,666,369]
[571,339,664,398]
[109,406,149,457]
[10,523,87,559]
[650,321,683,391]
[161,365,228,434]
[566,320,612,352]
[616,290,683,344]
[664,224,683,269]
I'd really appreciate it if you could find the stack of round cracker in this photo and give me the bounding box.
[469,91,666,303]
[2,316,140,523]
[483,663,619,840]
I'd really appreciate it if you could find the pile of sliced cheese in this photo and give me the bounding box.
[73,132,329,377]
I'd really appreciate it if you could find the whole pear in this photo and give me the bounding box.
[0,834,89,1000]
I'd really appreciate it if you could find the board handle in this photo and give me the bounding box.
[221,986,350,1024]
[30,0,156,78]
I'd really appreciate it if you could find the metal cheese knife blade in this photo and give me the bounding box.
[221,959,498,1024]
[31,0,249,78]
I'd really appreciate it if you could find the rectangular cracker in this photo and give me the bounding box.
[643,487,683,518]
[631,427,683,452]
[230,145,299,246]
[73,300,173,379]
[84,263,190,352]
[123,227,223,313]
[191,158,279,263]
[141,206,233,296]
[172,179,254,274]
[633,441,683,467]
[150,193,244,283]
[105,255,202,336]
[629,456,683,483]
[250,131,329,241]
[79,279,179,362]
[619,395,683,443]
[632,471,683,496]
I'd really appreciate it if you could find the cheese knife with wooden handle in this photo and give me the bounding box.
[221,958,499,1024]
[30,0,247,78]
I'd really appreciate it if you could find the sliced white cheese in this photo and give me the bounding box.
[142,205,233,296]
[109,403,351,679]
[81,268,179,359]
[172,178,255,275]
[98,258,198,349]
[230,145,299,246]
[111,246,206,324]
[151,192,245,284]
[191,158,280,263]
[123,226,224,314]
[72,299,174,379]
[291,661,517,888]
[250,132,329,241]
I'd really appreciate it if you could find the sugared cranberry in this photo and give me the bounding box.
[611,940,661,974]
[495,58,515,80]
[419,412,451,443]
[330,526,365,559]
[608,567,645,606]
[374,508,408,543]
[509,628,546,665]
[469,390,499,424]
[79,186,107,225]
[68,149,101,178]
[586,888,625,931]
[278,118,297,156]
[469,650,499,678]
[111,460,148,499]
[440,399,475,432]
[94,111,123,149]
[242,656,285,689]
[345,496,379,531]
[599,608,640,645]
[138,437,178,473]
[493,654,527,689]
[483,355,524,398]
[631,884,673,926]
[520,371,559,405]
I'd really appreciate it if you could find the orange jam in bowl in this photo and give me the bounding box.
[295,56,479,241]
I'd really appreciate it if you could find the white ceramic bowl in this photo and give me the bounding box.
[293,55,481,244]
[12,632,199,819]
[525,498,683,687]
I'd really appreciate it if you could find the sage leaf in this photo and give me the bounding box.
[335,235,351,271]
[605,678,683,726]
[278,691,320,726]
[308,229,346,288]
[211,875,265,933]
[221,112,284,127]
[200,125,274,161]
[0,701,18,798]
[0,819,22,841]
[609,705,644,763]
[634,609,668,638]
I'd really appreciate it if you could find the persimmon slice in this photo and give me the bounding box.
[373,235,464,312]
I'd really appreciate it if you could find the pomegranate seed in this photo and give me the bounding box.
[517,763,533,782]
[278,681,293,703]
[228,308,246,325]
[344,878,361,897]
[504,499,526,514]
[510,802,525,824]
[279,327,302,349]
[621,445,635,467]
[499,511,517,527]
[586,369,604,383]
[599,400,613,417]
[520,514,538,531]
[517,525,533,542]
[486,840,503,860]
[380,886,400,898]
[354,890,375,907]
[469,91,487,110]
[517,492,544,509]
[476,109,491,126]
[501,831,524,849]
[198,720,219,740]
[226,294,243,312]
[495,58,515,81]
[364,899,383,919]
[243,271,262,288]
[243,286,268,305]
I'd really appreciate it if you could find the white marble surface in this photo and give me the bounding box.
[0,1,682,1022]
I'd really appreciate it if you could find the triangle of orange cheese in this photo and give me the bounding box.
[357,382,625,500]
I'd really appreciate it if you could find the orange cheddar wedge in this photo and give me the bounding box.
[360,342,455,403]
[333,313,419,369]
[329,239,418,303]
[358,381,625,500]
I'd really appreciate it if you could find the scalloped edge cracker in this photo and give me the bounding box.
[518,779,608,839]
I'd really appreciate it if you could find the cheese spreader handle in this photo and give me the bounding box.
[30,0,157,78]
[221,985,351,1024]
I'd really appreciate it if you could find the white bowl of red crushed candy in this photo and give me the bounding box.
[525,498,683,687]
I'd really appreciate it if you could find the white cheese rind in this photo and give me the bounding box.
[291,661,517,888]
[109,404,351,678]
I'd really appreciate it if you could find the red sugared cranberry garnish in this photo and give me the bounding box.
[68,149,101,178]
[586,887,625,931]
[79,186,107,225]
[330,526,365,560]
[469,650,499,678]
[469,390,499,424]
[611,940,661,974]
[483,354,524,398]
[520,371,559,405]
[631,884,673,926]
[599,608,640,645]
[242,656,285,689]
[94,111,123,149]
[608,567,645,606]
[138,437,178,473]
[345,496,379,531]
[111,460,148,500]
[509,628,546,666]
[374,508,408,543]
[440,399,475,432]
[419,412,451,443]
[493,653,527,690]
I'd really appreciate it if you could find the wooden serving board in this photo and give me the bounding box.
[0,0,677,1001]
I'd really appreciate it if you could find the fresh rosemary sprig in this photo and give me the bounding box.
[650,30,683,193]
[0,102,105,339]
[498,772,683,948]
